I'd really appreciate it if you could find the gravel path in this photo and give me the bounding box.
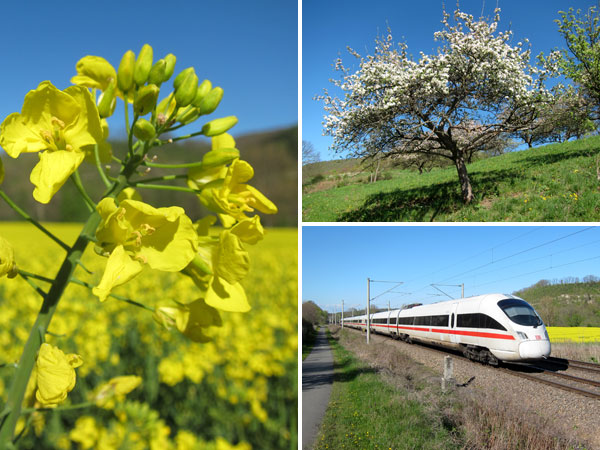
[349,328,600,449]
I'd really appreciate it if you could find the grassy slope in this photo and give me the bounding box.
[303,136,600,222]
[515,281,600,327]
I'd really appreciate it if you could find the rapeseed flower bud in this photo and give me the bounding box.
[198,87,224,115]
[192,79,212,107]
[148,59,167,85]
[0,235,17,278]
[176,107,200,125]
[134,44,153,86]
[174,70,198,107]
[133,84,159,116]
[202,147,240,168]
[173,67,195,91]
[164,53,177,80]
[97,80,116,118]
[117,50,136,93]
[71,56,116,92]
[133,118,156,141]
[202,116,238,136]
[35,343,83,407]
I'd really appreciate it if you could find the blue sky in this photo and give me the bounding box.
[302,226,600,313]
[302,0,598,161]
[0,0,297,141]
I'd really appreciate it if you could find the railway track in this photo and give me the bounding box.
[346,327,600,401]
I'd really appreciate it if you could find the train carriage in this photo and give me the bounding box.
[342,294,551,364]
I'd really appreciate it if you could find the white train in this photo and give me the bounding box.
[342,293,551,364]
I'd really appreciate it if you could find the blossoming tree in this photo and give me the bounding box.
[0,44,276,445]
[320,8,551,204]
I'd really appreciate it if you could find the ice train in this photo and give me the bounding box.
[342,294,551,364]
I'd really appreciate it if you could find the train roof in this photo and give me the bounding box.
[342,293,523,321]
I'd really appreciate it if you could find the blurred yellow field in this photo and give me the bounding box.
[546,327,600,343]
[0,222,297,449]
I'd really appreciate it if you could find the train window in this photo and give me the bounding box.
[414,316,431,326]
[482,314,506,331]
[389,317,397,325]
[451,313,454,328]
[457,313,478,328]
[498,299,543,327]
[431,315,449,327]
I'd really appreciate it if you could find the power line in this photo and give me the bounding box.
[435,227,595,284]
[470,255,600,289]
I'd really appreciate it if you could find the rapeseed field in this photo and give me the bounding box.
[0,222,297,449]
[546,326,600,343]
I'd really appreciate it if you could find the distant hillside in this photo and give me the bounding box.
[303,136,600,222]
[515,278,600,327]
[0,126,297,226]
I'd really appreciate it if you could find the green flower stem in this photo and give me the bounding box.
[161,129,205,144]
[0,190,70,252]
[70,171,96,212]
[18,273,48,299]
[94,143,112,188]
[128,114,139,157]
[22,401,95,415]
[142,160,204,169]
[124,94,130,135]
[130,183,199,194]
[131,174,187,185]
[69,277,155,312]
[0,212,102,446]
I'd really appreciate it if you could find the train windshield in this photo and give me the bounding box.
[497,299,542,327]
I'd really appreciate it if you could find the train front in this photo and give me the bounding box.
[497,298,551,360]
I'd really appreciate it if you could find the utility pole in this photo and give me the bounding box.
[341,300,344,329]
[367,277,371,344]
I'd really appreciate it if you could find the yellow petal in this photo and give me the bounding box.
[214,231,249,284]
[211,133,236,150]
[93,245,143,302]
[245,185,278,215]
[0,235,17,278]
[30,150,85,204]
[205,276,250,312]
[230,216,264,245]
[0,112,48,157]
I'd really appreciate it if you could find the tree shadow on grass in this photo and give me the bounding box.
[518,146,599,168]
[337,168,519,222]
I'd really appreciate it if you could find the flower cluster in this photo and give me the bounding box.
[0,43,279,444]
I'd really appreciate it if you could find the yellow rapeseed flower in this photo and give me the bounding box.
[92,375,142,408]
[93,198,198,301]
[154,298,222,342]
[36,343,83,407]
[0,81,110,203]
[0,235,17,278]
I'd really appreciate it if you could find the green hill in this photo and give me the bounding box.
[0,126,297,226]
[515,279,600,327]
[302,136,600,222]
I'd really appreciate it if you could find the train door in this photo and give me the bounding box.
[450,303,459,343]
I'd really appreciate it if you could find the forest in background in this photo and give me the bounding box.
[0,125,298,227]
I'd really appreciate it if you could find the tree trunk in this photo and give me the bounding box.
[453,154,474,204]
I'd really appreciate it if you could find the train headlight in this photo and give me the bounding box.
[516,331,528,340]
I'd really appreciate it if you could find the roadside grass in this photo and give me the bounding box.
[313,329,461,449]
[550,341,600,363]
[317,327,586,450]
[302,136,600,222]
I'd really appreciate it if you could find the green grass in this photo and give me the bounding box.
[313,331,460,450]
[302,323,317,360]
[303,136,600,222]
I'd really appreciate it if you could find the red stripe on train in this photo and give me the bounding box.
[351,323,515,340]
